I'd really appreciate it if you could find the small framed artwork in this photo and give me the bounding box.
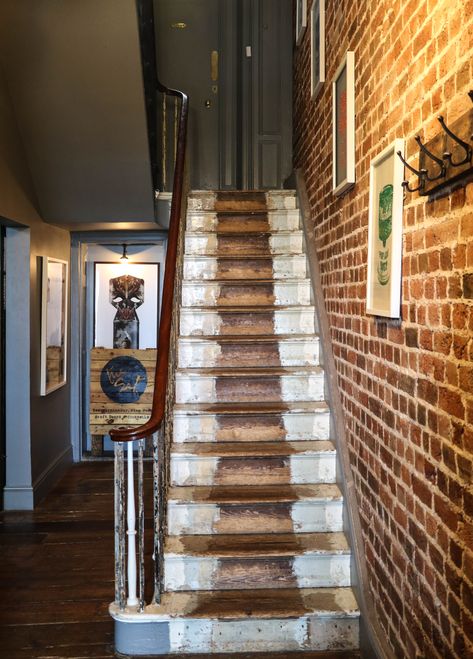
[296,0,307,45]
[332,51,355,196]
[40,257,68,396]
[311,0,325,98]
[366,139,405,318]
[94,262,160,349]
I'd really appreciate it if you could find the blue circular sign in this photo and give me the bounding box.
[100,356,147,404]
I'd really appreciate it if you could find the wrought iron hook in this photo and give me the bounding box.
[414,135,446,180]
[396,150,426,193]
[438,115,472,167]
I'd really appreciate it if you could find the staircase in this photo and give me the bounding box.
[116,190,360,655]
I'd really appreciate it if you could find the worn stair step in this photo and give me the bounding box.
[167,483,344,535]
[175,367,325,404]
[181,279,312,308]
[183,255,307,281]
[188,190,297,212]
[173,401,331,443]
[177,335,320,368]
[185,231,304,257]
[163,532,351,591]
[170,440,336,486]
[112,587,359,654]
[186,209,300,233]
[180,306,316,337]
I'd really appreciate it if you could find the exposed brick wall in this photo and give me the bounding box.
[293,1,473,656]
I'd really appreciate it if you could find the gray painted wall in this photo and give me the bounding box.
[0,66,72,509]
[0,0,154,225]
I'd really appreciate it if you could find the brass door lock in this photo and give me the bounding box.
[205,99,211,108]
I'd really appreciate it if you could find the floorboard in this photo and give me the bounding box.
[0,462,360,659]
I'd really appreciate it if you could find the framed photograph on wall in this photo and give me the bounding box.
[311,0,325,98]
[40,257,68,396]
[332,51,355,195]
[296,0,307,45]
[366,139,405,318]
[94,262,160,349]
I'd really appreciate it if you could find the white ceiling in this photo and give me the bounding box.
[0,0,155,225]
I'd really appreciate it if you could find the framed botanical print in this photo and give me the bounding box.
[366,139,405,318]
[332,51,355,195]
[296,0,307,45]
[40,257,68,395]
[311,0,325,98]
[94,262,160,349]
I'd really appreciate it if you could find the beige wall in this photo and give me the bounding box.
[0,65,72,501]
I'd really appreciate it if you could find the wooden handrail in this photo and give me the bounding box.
[110,85,188,442]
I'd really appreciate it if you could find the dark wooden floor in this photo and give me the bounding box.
[0,462,360,659]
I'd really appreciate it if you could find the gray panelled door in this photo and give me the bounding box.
[155,0,292,190]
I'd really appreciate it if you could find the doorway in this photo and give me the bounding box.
[70,233,167,461]
[155,0,293,190]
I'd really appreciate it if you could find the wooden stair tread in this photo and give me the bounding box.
[187,229,302,235]
[145,587,359,619]
[176,366,323,377]
[179,334,319,343]
[184,254,303,260]
[168,483,342,504]
[171,440,335,457]
[183,277,309,284]
[174,401,329,414]
[180,304,314,312]
[165,532,349,557]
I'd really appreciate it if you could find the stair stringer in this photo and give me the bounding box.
[295,170,395,659]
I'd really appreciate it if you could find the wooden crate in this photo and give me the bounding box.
[89,348,157,435]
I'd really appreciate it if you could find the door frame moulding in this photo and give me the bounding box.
[295,169,395,659]
[69,230,167,462]
[3,224,33,510]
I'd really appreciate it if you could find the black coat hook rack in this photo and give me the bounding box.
[398,90,473,197]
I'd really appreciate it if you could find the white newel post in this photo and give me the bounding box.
[126,441,138,607]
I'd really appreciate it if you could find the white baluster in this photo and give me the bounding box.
[126,441,138,607]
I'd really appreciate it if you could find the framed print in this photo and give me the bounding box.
[366,139,405,318]
[311,0,325,98]
[296,0,307,45]
[332,51,355,195]
[94,262,160,349]
[40,257,68,396]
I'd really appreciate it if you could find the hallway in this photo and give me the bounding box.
[0,462,360,658]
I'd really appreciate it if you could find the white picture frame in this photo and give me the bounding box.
[40,257,68,396]
[366,139,405,318]
[296,0,307,45]
[332,51,355,196]
[311,0,325,99]
[94,261,160,349]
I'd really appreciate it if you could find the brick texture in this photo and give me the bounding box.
[293,1,473,657]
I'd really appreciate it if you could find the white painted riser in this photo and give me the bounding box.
[164,553,351,591]
[172,410,331,443]
[185,233,304,256]
[179,307,316,337]
[183,255,307,281]
[168,501,344,535]
[170,454,337,486]
[187,190,298,211]
[186,209,301,232]
[181,280,312,308]
[177,338,320,368]
[175,373,325,404]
